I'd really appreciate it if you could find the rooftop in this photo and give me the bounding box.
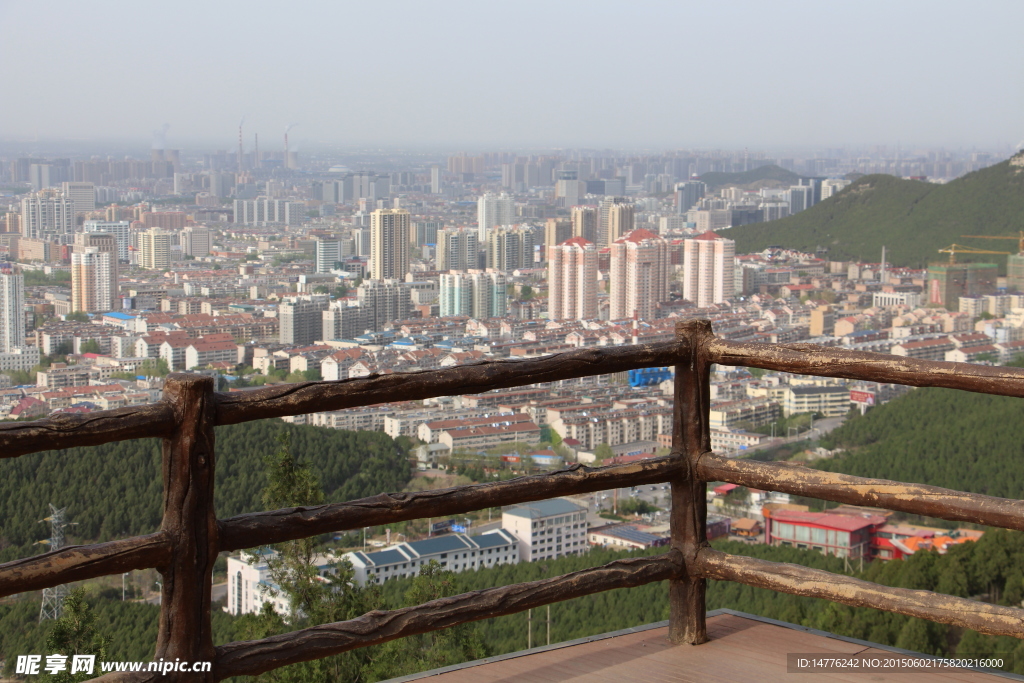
[503,498,585,520]
[388,611,1016,683]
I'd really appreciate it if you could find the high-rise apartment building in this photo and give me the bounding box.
[609,229,670,321]
[71,248,114,313]
[20,193,74,239]
[315,239,344,274]
[544,218,572,249]
[83,220,130,260]
[439,271,507,319]
[547,238,597,321]
[571,206,598,244]
[681,231,736,308]
[142,211,188,231]
[430,166,441,194]
[72,233,118,312]
[279,296,329,345]
[476,193,513,242]
[357,280,411,331]
[436,228,478,272]
[486,225,534,271]
[181,226,211,258]
[0,271,26,353]
[554,170,582,208]
[675,180,706,215]
[62,182,96,213]
[369,209,410,280]
[607,202,636,245]
[412,220,442,248]
[598,197,630,247]
[322,303,371,341]
[139,228,172,270]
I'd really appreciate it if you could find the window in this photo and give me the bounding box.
[795,526,810,543]
[811,527,826,544]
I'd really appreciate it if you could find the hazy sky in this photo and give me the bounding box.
[2,0,1022,150]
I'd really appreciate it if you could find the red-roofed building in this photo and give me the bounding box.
[764,509,887,559]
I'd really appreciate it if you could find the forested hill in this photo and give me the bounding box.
[816,386,1024,498]
[0,421,412,563]
[730,151,1024,268]
[698,164,806,192]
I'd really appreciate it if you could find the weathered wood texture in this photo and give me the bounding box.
[695,548,1024,639]
[212,551,684,680]
[669,320,712,645]
[220,455,682,551]
[214,340,689,425]
[154,375,218,681]
[0,532,171,599]
[709,338,1024,397]
[0,401,175,459]
[698,452,1024,531]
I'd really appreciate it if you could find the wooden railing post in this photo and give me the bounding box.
[155,374,218,680]
[669,319,712,645]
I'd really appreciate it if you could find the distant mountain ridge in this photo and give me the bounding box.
[698,164,808,191]
[730,151,1024,267]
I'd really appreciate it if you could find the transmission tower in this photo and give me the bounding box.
[38,504,73,621]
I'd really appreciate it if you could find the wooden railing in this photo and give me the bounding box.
[4,318,1024,681]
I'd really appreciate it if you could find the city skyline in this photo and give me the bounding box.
[2,1,1022,149]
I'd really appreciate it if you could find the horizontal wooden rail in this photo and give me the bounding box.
[698,453,1024,531]
[214,339,690,425]
[709,338,1024,398]
[0,401,175,459]
[695,548,1024,639]
[0,532,172,599]
[210,551,684,680]
[220,455,682,551]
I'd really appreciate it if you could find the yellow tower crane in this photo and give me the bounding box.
[961,231,1024,254]
[937,244,1010,265]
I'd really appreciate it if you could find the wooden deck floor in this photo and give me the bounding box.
[388,611,1020,682]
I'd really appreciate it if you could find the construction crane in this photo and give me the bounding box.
[961,231,1024,254]
[937,244,1010,265]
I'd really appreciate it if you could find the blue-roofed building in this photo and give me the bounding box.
[502,498,589,562]
[588,524,669,550]
[344,529,519,586]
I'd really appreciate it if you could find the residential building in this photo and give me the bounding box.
[606,202,635,245]
[225,549,331,616]
[439,271,507,318]
[322,304,371,341]
[476,192,513,242]
[681,231,736,308]
[185,340,238,370]
[71,246,115,313]
[598,197,631,247]
[61,181,95,213]
[926,263,998,307]
[83,220,130,260]
[369,208,410,280]
[779,385,849,417]
[486,225,534,271]
[570,205,598,244]
[139,228,171,270]
[357,279,411,331]
[0,271,26,353]
[344,530,519,587]
[609,229,670,321]
[544,218,572,249]
[315,239,344,273]
[20,193,74,239]
[181,226,211,258]
[547,237,597,321]
[675,180,706,215]
[502,499,589,562]
[279,297,329,346]
[436,227,478,271]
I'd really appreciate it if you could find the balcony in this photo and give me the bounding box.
[3,319,1024,681]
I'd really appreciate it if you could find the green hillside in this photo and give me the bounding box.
[730,151,1024,267]
[816,384,1024,498]
[0,420,412,562]
[699,164,805,191]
